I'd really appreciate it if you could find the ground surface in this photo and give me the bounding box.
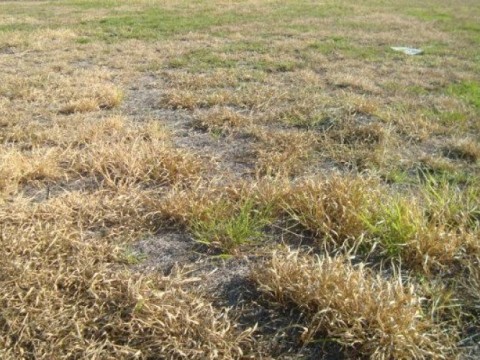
[1,0,480,359]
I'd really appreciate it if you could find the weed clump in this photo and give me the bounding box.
[191,198,272,253]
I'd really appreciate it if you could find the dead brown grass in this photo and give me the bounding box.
[1,0,479,357]
[281,175,381,245]
[0,148,64,196]
[252,128,317,177]
[193,106,252,134]
[443,138,480,163]
[0,218,253,359]
[71,139,204,189]
[253,249,457,359]
[60,84,123,114]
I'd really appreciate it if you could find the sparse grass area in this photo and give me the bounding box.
[1,0,480,358]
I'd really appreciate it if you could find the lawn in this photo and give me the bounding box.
[1,0,479,358]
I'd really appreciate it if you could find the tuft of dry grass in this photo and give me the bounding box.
[281,175,381,245]
[193,106,252,134]
[253,249,457,359]
[71,140,204,189]
[252,128,317,177]
[0,148,64,196]
[443,138,480,163]
[60,84,123,114]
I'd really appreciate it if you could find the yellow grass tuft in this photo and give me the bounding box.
[193,106,251,134]
[0,148,63,196]
[253,249,457,359]
[281,175,381,245]
[253,128,316,177]
[60,85,123,114]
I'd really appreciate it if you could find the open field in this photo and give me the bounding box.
[0,0,479,358]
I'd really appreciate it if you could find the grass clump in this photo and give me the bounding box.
[0,148,63,196]
[60,84,123,114]
[253,129,316,177]
[443,139,480,163]
[72,140,204,188]
[281,175,380,246]
[361,196,423,257]
[253,249,457,359]
[191,198,273,254]
[193,106,251,135]
[422,173,480,230]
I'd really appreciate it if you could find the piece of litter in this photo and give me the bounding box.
[391,47,423,56]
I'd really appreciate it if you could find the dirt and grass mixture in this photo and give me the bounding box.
[1,0,479,358]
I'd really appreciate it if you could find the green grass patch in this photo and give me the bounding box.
[307,36,350,54]
[167,48,237,70]
[424,108,469,126]
[252,59,301,73]
[272,2,353,19]
[447,81,480,109]
[223,40,269,54]
[362,198,421,257]
[407,9,453,22]
[382,168,414,185]
[82,7,258,41]
[307,37,380,60]
[191,199,273,253]
[75,37,91,44]
[120,247,147,265]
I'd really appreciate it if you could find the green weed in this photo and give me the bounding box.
[362,197,422,257]
[191,199,272,253]
[120,247,147,265]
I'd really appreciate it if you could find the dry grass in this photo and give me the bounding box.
[462,257,480,313]
[252,128,317,177]
[253,249,457,359]
[1,0,479,357]
[0,218,253,359]
[72,139,204,188]
[281,175,381,245]
[59,85,123,114]
[0,148,64,196]
[443,138,480,163]
[193,106,252,134]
